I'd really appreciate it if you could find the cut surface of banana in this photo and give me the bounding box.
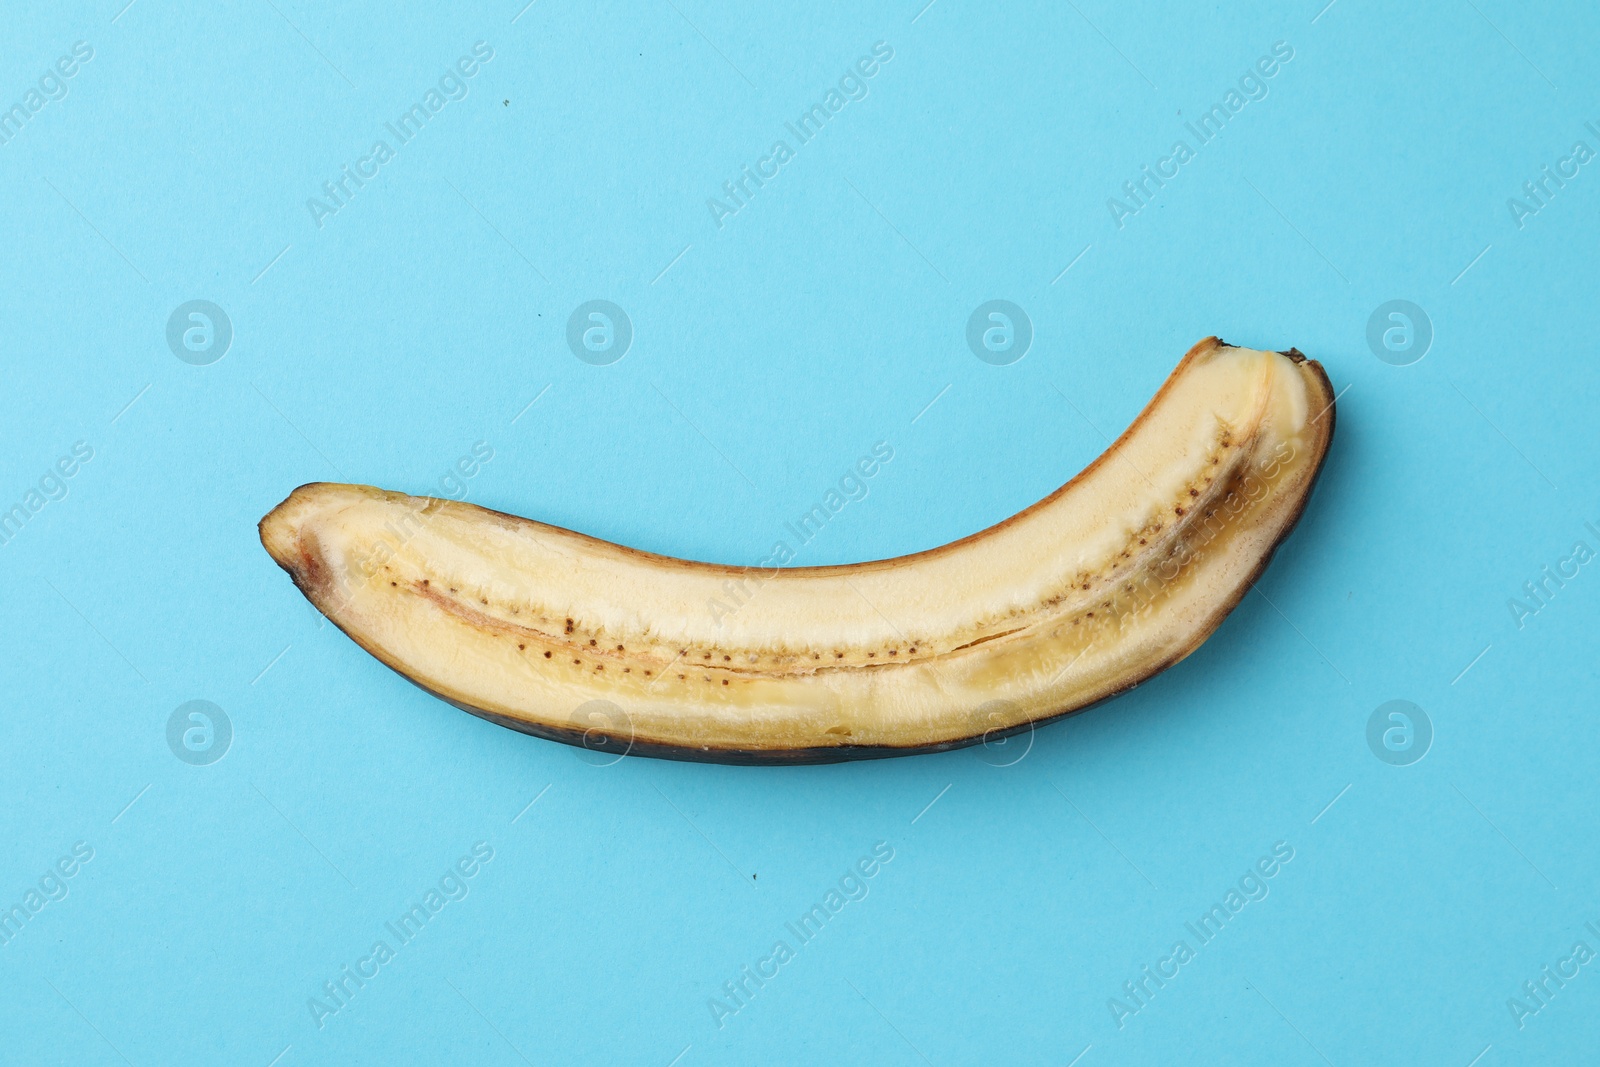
[261,338,1336,763]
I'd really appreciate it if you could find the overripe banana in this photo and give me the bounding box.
[261,338,1335,763]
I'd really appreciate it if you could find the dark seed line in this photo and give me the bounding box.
[406,425,1267,683]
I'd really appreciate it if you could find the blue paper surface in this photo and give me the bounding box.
[3,1,1598,1063]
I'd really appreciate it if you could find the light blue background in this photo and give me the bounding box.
[2,0,1597,1063]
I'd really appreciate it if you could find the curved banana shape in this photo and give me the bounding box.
[261,338,1335,763]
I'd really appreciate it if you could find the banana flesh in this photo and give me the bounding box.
[260,338,1335,763]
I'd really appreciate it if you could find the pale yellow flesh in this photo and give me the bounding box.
[260,339,1334,761]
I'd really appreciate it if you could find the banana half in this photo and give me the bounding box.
[261,338,1335,764]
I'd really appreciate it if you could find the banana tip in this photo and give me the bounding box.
[259,483,334,571]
